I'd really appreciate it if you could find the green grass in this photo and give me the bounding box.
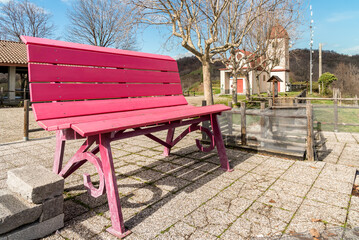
[314,107,359,132]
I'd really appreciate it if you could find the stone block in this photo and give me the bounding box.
[7,165,64,204]
[40,196,64,222]
[1,214,64,240]
[0,189,42,235]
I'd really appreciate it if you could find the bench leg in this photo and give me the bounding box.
[211,114,232,172]
[99,133,131,238]
[163,128,175,156]
[53,130,66,174]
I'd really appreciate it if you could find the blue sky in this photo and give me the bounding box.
[3,0,359,58]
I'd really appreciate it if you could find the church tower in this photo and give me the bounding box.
[267,25,290,92]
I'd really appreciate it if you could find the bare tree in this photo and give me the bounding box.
[217,0,303,102]
[67,0,138,50]
[136,0,271,105]
[0,0,55,41]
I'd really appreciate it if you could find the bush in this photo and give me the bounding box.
[318,72,337,95]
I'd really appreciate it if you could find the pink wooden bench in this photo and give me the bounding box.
[21,36,232,238]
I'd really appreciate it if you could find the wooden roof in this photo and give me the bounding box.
[267,75,283,82]
[0,40,27,66]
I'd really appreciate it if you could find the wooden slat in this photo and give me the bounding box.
[28,64,181,83]
[30,83,183,102]
[21,36,175,61]
[38,105,199,131]
[26,44,178,71]
[71,105,231,136]
[33,96,188,121]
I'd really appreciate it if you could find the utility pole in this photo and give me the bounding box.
[309,5,314,94]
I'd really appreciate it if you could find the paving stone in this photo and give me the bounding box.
[170,167,208,181]
[280,164,322,186]
[349,196,359,212]
[115,163,144,176]
[63,199,89,222]
[306,187,350,208]
[205,195,253,216]
[313,176,353,194]
[289,199,347,231]
[262,157,294,170]
[188,161,219,173]
[347,209,359,228]
[183,205,237,236]
[239,173,277,190]
[219,229,246,240]
[153,162,184,174]
[230,209,287,238]
[318,163,357,183]
[125,206,177,240]
[269,179,311,197]
[0,189,42,234]
[257,189,303,212]
[116,177,145,196]
[233,161,259,172]
[195,173,234,191]
[251,165,286,179]
[7,165,64,204]
[74,193,108,209]
[218,180,265,201]
[40,195,64,222]
[170,157,198,167]
[133,169,165,183]
[128,184,171,205]
[156,221,196,239]
[154,175,191,192]
[3,214,64,240]
[188,229,219,239]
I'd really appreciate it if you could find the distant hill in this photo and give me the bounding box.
[176,50,359,96]
[290,49,359,83]
[176,56,224,91]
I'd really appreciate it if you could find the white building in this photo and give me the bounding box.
[220,25,290,95]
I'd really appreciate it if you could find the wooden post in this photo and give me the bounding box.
[24,99,29,141]
[260,102,265,147]
[306,100,314,161]
[227,101,233,136]
[334,98,338,132]
[202,100,209,140]
[355,95,358,106]
[240,102,247,145]
[294,98,298,105]
[268,98,273,107]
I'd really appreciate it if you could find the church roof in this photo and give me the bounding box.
[268,25,289,39]
[0,40,27,65]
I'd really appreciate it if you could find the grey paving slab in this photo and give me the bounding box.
[1,125,359,239]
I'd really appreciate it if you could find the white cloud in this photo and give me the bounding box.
[326,11,359,23]
[174,51,194,60]
[342,45,359,55]
[0,0,10,3]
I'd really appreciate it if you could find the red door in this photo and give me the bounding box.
[237,79,243,93]
[277,81,280,92]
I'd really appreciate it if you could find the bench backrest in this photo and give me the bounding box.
[21,36,187,121]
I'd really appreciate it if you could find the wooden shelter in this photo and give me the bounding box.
[267,75,283,103]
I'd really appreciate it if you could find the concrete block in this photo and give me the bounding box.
[0,189,42,235]
[40,196,64,222]
[1,214,64,240]
[7,165,64,204]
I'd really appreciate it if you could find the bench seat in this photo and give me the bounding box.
[37,104,229,135]
[22,35,232,239]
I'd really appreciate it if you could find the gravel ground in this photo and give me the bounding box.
[0,107,54,144]
[0,96,231,144]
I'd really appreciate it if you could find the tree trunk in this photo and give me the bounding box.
[256,74,261,96]
[245,72,250,100]
[232,73,238,105]
[202,61,214,105]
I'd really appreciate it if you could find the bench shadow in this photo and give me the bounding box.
[62,143,251,237]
